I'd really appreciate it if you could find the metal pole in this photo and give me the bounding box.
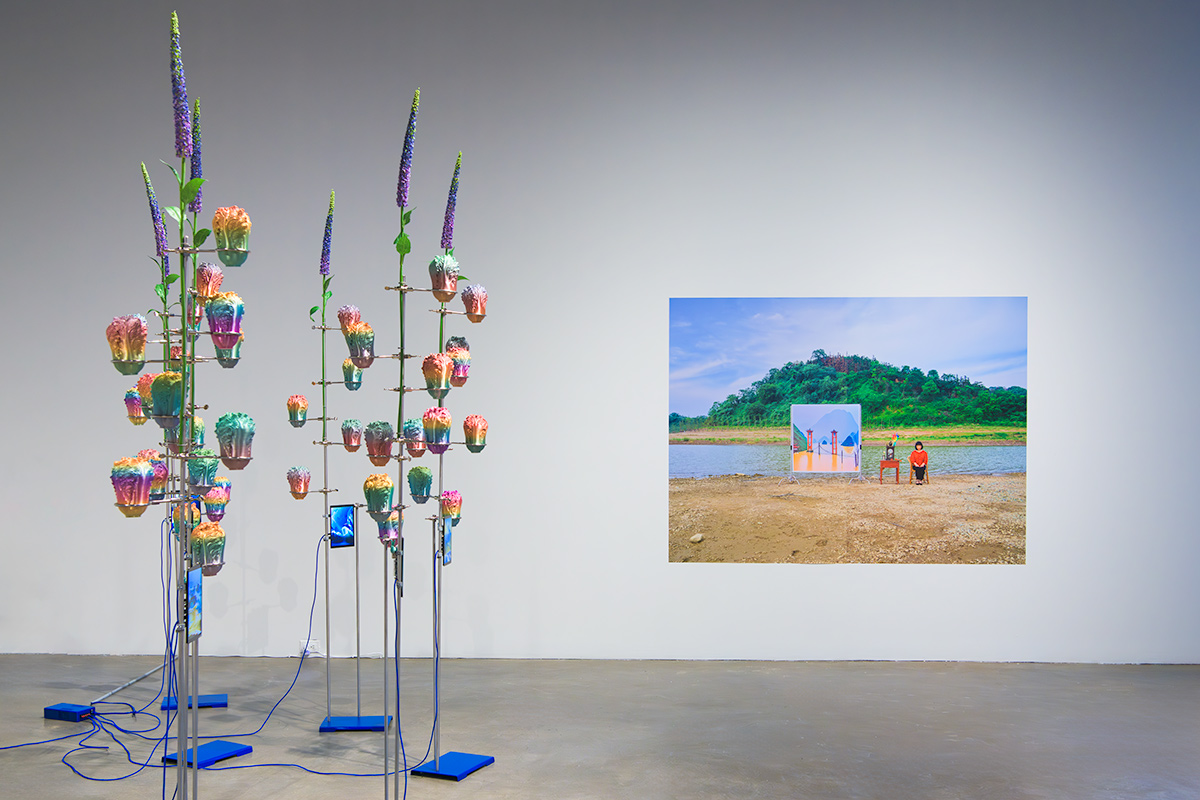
[322,313,333,721]
[176,544,188,794]
[324,529,331,718]
[393,548,402,800]
[175,469,189,798]
[393,204,407,796]
[355,517,362,718]
[191,642,199,800]
[433,440,445,772]
[382,550,390,800]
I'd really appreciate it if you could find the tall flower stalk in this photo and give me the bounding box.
[396,88,419,211]
[188,99,203,214]
[142,162,171,361]
[316,191,335,446]
[170,11,192,160]
[441,151,461,253]
[320,191,334,277]
[394,88,419,436]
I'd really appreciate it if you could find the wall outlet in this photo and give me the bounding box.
[299,638,322,657]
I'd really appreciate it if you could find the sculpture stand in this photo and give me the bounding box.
[411,513,493,780]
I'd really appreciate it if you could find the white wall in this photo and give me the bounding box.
[1,0,1197,662]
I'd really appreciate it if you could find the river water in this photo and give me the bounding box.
[669,444,1026,479]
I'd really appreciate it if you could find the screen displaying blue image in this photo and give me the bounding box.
[330,504,355,548]
[186,567,202,641]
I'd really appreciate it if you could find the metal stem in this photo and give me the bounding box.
[175,171,193,797]
[322,276,333,721]
[382,548,390,800]
[191,642,199,800]
[324,525,331,718]
[393,564,401,800]
[392,204,408,797]
[355,514,362,717]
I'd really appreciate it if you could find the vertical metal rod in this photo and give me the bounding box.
[433,444,446,771]
[355,517,362,718]
[174,226,192,800]
[394,204,408,797]
[185,221,199,800]
[433,516,442,771]
[175,611,186,796]
[175,493,188,798]
[392,566,401,800]
[324,529,331,718]
[382,550,390,800]
[321,307,332,721]
[191,642,199,800]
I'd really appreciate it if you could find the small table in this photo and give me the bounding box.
[879,459,900,484]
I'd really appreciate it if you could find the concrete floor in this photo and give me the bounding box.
[1,655,1198,799]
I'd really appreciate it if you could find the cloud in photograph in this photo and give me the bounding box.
[669,297,1027,416]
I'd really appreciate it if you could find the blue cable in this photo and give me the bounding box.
[196,534,325,740]
[16,530,447,787]
[93,709,164,738]
[0,725,101,752]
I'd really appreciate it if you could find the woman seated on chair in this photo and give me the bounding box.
[909,441,928,484]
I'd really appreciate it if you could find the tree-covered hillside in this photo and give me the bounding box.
[671,350,1026,430]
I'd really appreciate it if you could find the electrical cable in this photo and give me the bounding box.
[13,530,449,787]
[0,725,102,752]
[197,534,326,740]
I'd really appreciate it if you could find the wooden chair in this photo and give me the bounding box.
[908,461,931,484]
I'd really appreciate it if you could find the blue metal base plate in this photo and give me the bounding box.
[161,693,228,711]
[412,751,495,781]
[162,740,251,768]
[319,715,391,732]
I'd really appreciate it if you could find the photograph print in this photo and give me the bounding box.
[669,297,1027,565]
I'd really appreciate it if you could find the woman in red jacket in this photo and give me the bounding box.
[909,441,929,484]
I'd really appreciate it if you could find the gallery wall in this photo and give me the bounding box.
[1,0,1197,662]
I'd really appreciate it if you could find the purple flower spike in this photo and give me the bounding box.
[188,98,203,213]
[142,162,170,275]
[396,88,420,208]
[320,190,334,275]
[440,151,461,251]
[170,12,192,159]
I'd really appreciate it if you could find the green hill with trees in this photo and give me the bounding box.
[670,350,1026,431]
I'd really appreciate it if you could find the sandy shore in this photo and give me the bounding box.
[669,473,1025,565]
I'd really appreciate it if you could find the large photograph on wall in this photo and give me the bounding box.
[669,297,1027,565]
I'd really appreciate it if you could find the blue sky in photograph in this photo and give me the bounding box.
[669,297,1027,417]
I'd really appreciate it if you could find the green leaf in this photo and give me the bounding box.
[165,273,181,285]
[163,205,182,223]
[308,305,320,320]
[402,209,413,226]
[160,160,181,179]
[458,274,468,281]
[154,284,168,303]
[394,232,411,256]
[193,228,211,247]
[181,178,207,205]
[323,276,333,291]
[323,290,333,301]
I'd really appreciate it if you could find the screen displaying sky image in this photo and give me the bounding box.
[670,297,1027,417]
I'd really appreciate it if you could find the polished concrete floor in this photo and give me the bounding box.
[1,654,1198,799]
